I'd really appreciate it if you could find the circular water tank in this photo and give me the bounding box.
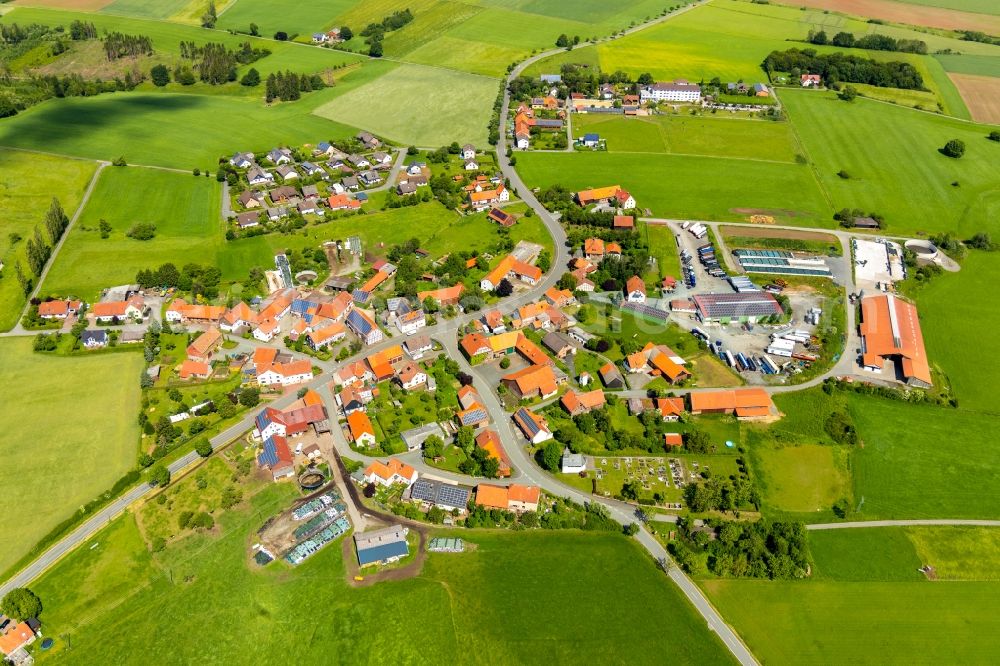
[905,240,938,260]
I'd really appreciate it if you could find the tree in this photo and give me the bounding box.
[369,40,383,57]
[838,84,858,102]
[539,441,562,472]
[201,0,217,28]
[495,278,514,297]
[621,479,640,501]
[340,25,353,41]
[422,435,444,460]
[149,464,170,487]
[555,34,569,47]
[1,588,42,621]
[623,522,640,536]
[150,64,170,87]
[239,387,260,407]
[968,232,993,250]
[989,130,1000,142]
[941,139,965,158]
[637,72,654,85]
[274,31,288,41]
[240,67,260,87]
[194,438,212,457]
[455,426,474,451]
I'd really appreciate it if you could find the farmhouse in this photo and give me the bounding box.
[475,429,512,477]
[92,296,145,322]
[639,80,702,103]
[502,364,560,400]
[255,402,329,439]
[418,283,464,307]
[657,397,685,421]
[613,215,635,230]
[407,478,472,513]
[475,483,540,513]
[599,362,625,389]
[257,435,295,481]
[560,389,606,416]
[469,183,509,211]
[355,525,409,567]
[38,299,81,319]
[480,254,541,291]
[625,342,691,384]
[186,328,221,362]
[859,294,932,388]
[689,388,774,419]
[346,309,383,345]
[348,411,377,447]
[692,292,783,323]
[801,74,821,87]
[576,185,635,209]
[177,359,211,380]
[625,275,646,303]
[364,458,417,487]
[256,358,313,387]
[513,407,553,444]
[487,207,515,227]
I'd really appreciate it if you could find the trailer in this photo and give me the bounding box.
[724,350,736,367]
[735,352,749,372]
[760,355,779,374]
[691,327,709,341]
[766,338,796,357]
[746,356,758,372]
[681,222,691,230]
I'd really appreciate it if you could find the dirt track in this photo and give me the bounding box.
[769,0,1000,34]
[948,73,1000,125]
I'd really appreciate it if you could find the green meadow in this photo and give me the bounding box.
[41,167,223,300]
[703,525,1000,664]
[893,0,1000,15]
[312,63,499,146]
[781,89,1000,237]
[936,54,1000,77]
[0,149,97,330]
[98,0,195,20]
[911,251,1000,415]
[30,494,734,664]
[516,150,833,226]
[0,91,358,169]
[753,444,851,514]
[216,0,357,37]
[573,113,801,162]
[0,337,143,574]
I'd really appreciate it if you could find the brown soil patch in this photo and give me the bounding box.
[730,207,808,218]
[770,0,1000,34]
[948,73,1000,125]
[720,224,838,243]
[12,0,114,10]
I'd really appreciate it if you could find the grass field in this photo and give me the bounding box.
[31,502,735,663]
[217,0,356,37]
[312,63,498,146]
[703,523,1000,663]
[0,91,361,169]
[912,251,1000,416]
[517,150,833,227]
[41,167,223,300]
[0,337,143,574]
[848,395,1000,519]
[935,54,1000,77]
[573,113,801,163]
[781,89,1000,237]
[0,149,97,330]
[753,444,851,514]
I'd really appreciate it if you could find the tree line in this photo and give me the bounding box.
[359,8,414,57]
[265,70,327,102]
[102,32,153,61]
[763,48,924,90]
[135,262,223,298]
[13,199,69,296]
[807,29,927,55]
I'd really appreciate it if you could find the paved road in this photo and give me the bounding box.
[807,519,1000,530]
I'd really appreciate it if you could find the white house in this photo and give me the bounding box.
[247,166,274,186]
[461,144,476,160]
[256,360,313,387]
[363,458,417,487]
[639,80,702,103]
[395,309,426,336]
[464,158,480,171]
[561,450,587,474]
[397,363,427,391]
[626,276,647,304]
[253,319,280,342]
[515,133,530,150]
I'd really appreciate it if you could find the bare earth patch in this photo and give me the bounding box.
[730,207,809,217]
[720,224,839,243]
[948,73,1000,125]
[769,0,1000,34]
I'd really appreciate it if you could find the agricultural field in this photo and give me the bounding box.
[946,74,1000,124]
[516,150,833,227]
[935,54,1000,78]
[0,337,143,574]
[752,444,851,514]
[0,91,360,169]
[781,88,1000,237]
[216,0,356,38]
[40,167,223,301]
[0,149,97,331]
[29,498,734,664]
[768,0,1000,34]
[312,63,499,146]
[912,251,1000,416]
[702,526,1000,663]
[848,395,1000,519]
[573,114,801,163]
[719,225,842,255]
